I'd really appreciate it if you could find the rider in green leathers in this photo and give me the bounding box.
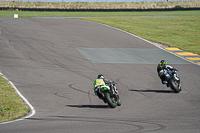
[94,74,121,106]
[93,74,106,100]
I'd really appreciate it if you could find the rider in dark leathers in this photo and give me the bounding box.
[157,60,177,84]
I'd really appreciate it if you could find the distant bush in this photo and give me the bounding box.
[174,5,183,9]
[0,1,200,10]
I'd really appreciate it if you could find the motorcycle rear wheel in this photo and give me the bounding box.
[169,79,181,93]
[105,92,117,108]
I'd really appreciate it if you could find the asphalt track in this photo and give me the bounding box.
[0,18,200,133]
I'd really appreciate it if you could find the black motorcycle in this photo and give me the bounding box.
[165,68,181,93]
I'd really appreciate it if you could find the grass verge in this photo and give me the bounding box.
[0,74,30,123]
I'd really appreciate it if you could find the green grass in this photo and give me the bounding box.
[0,10,189,18]
[0,74,30,123]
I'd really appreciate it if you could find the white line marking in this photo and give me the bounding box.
[0,72,35,124]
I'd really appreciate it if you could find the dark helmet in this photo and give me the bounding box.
[160,60,167,65]
[97,74,105,79]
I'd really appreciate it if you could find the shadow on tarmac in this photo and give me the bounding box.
[66,105,110,108]
[129,89,174,93]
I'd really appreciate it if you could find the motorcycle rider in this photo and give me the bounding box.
[93,74,115,102]
[93,74,106,100]
[157,60,177,84]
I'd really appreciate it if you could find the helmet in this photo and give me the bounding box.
[97,74,105,79]
[160,60,167,65]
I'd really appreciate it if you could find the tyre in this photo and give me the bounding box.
[104,92,116,108]
[169,79,181,93]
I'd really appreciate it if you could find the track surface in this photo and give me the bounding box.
[0,18,200,133]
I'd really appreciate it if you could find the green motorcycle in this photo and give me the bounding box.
[99,82,121,108]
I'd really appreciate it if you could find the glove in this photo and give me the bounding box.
[174,68,178,72]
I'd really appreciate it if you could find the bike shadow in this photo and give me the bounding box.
[66,105,110,108]
[129,89,174,93]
